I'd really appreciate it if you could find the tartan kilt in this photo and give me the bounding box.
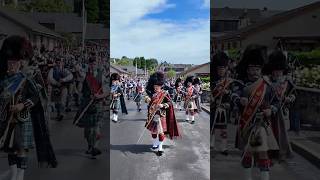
[77,102,106,128]
[146,115,167,134]
[50,86,62,103]
[184,99,197,110]
[13,118,34,150]
[133,93,142,103]
[110,99,121,111]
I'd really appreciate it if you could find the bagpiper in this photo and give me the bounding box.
[47,57,73,121]
[210,51,243,155]
[73,57,108,158]
[193,77,203,112]
[184,76,198,124]
[264,50,296,162]
[145,72,180,156]
[234,45,279,180]
[173,78,183,110]
[110,73,127,122]
[0,36,57,180]
[134,79,144,112]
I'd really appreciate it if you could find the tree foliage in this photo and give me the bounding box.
[132,57,158,70]
[85,0,99,23]
[99,0,109,25]
[16,0,72,13]
[116,56,131,66]
[167,68,176,79]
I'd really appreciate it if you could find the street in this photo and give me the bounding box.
[211,124,320,180]
[110,100,210,180]
[0,107,110,180]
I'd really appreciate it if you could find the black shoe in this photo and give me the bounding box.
[157,150,164,156]
[91,148,102,156]
[138,108,141,112]
[190,121,195,124]
[221,150,228,156]
[151,146,158,151]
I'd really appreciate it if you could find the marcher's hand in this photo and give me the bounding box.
[263,108,272,117]
[10,103,25,112]
[157,104,164,109]
[240,97,248,106]
[113,93,118,97]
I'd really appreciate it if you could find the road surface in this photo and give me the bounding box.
[110,100,210,180]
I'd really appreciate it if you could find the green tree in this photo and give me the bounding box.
[86,0,99,23]
[17,0,72,12]
[167,68,176,79]
[99,0,109,25]
[139,57,146,69]
[146,58,158,70]
[133,57,139,67]
[117,56,131,66]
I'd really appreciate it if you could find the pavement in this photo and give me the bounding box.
[209,107,320,180]
[0,105,110,180]
[110,100,210,180]
[290,131,320,169]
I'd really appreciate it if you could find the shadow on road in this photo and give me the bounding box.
[53,148,92,159]
[110,144,171,155]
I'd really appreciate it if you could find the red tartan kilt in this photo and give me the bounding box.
[146,116,167,134]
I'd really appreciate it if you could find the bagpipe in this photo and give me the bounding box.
[0,74,27,150]
[110,85,122,107]
[73,86,103,125]
[145,91,166,128]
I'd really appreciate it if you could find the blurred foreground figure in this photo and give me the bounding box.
[0,35,57,180]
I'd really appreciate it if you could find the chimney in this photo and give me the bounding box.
[263,7,268,11]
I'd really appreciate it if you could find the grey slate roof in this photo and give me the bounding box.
[24,12,108,40]
[86,23,108,40]
[118,65,145,74]
[212,7,283,23]
[111,64,130,74]
[0,7,62,38]
[25,12,82,33]
[216,1,320,41]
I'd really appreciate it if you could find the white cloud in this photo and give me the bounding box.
[111,0,210,65]
[202,0,210,8]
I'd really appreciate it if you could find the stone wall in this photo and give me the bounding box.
[293,87,320,129]
[201,90,211,103]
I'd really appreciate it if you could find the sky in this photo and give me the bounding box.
[110,0,210,65]
[213,0,320,10]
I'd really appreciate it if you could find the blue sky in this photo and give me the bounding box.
[110,0,210,65]
[146,0,209,21]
